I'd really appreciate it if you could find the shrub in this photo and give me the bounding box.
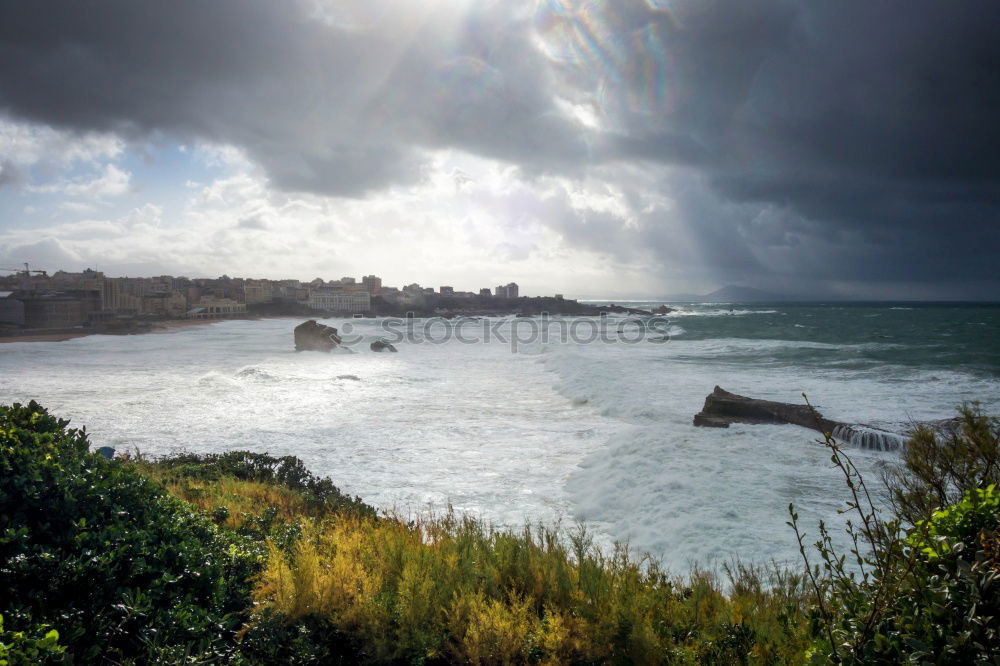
[0,401,259,664]
[895,485,1000,662]
[0,613,64,666]
[792,401,1000,664]
[802,486,1000,664]
[886,403,999,526]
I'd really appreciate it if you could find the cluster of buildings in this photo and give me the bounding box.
[302,276,520,311]
[494,282,520,299]
[0,265,522,331]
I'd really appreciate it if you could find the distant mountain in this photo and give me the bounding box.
[660,293,700,302]
[697,285,793,302]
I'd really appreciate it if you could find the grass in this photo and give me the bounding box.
[128,454,812,664]
[251,515,811,664]
[134,466,334,528]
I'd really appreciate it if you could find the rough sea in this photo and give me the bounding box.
[2,302,997,573]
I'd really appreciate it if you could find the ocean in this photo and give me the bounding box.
[1,302,997,573]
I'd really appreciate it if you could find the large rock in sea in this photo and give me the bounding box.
[693,386,837,431]
[294,320,342,352]
[692,385,916,452]
[370,339,397,352]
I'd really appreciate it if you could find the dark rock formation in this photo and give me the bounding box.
[599,304,652,316]
[651,305,674,315]
[693,386,836,430]
[370,339,397,352]
[693,386,906,451]
[294,320,342,352]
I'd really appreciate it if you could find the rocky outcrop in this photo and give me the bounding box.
[651,305,674,315]
[692,386,907,451]
[693,386,837,430]
[370,339,398,352]
[598,304,653,316]
[294,320,342,352]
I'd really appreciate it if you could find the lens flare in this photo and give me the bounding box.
[534,0,677,118]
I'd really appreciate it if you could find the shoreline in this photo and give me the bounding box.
[0,305,662,345]
[0,317,236,344]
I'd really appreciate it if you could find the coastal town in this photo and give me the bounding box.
[0,263,595,336]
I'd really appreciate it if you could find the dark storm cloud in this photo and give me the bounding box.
[540,0,1000,294]
[0,0,586,195]
[0,0,997,296]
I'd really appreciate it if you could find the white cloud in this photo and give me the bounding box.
[0,115,124,167]
[28,163,132,200]
[119,203,162,228]
[58,202,98,214]
[66,164,132,198]
[0,151,665,296]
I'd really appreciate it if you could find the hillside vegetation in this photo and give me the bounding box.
[1,401,997,664]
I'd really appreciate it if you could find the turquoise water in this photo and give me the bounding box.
[588,302,1000,376]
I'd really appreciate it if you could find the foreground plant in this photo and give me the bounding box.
[791,400,1000,664]
[0,401,260,664]
[886,403,1000,526]
[0,613,64,666]
[252,514,811,664]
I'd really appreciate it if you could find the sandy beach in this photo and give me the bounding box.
[0,317,234,344]
[0,331,94,343]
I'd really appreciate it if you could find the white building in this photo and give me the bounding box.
[495,282,519,298]
[308,290,371,313]
[187,297,247,319]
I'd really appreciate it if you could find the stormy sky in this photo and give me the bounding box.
[0,0,997,299]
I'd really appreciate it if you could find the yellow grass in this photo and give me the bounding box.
[254,514,811,664]
[135,467,331,529]
[132,460,811,664]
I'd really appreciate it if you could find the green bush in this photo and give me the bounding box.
[793,402,1000,664]
[0,401,260,664]
[896,485,1000,663]
[887,404,1000,525]
[0,613,64,666]
[805,486,999,665]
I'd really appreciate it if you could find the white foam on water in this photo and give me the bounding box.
[667,308,779,317]
[540,335,999,569]
[0,315,996,573]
